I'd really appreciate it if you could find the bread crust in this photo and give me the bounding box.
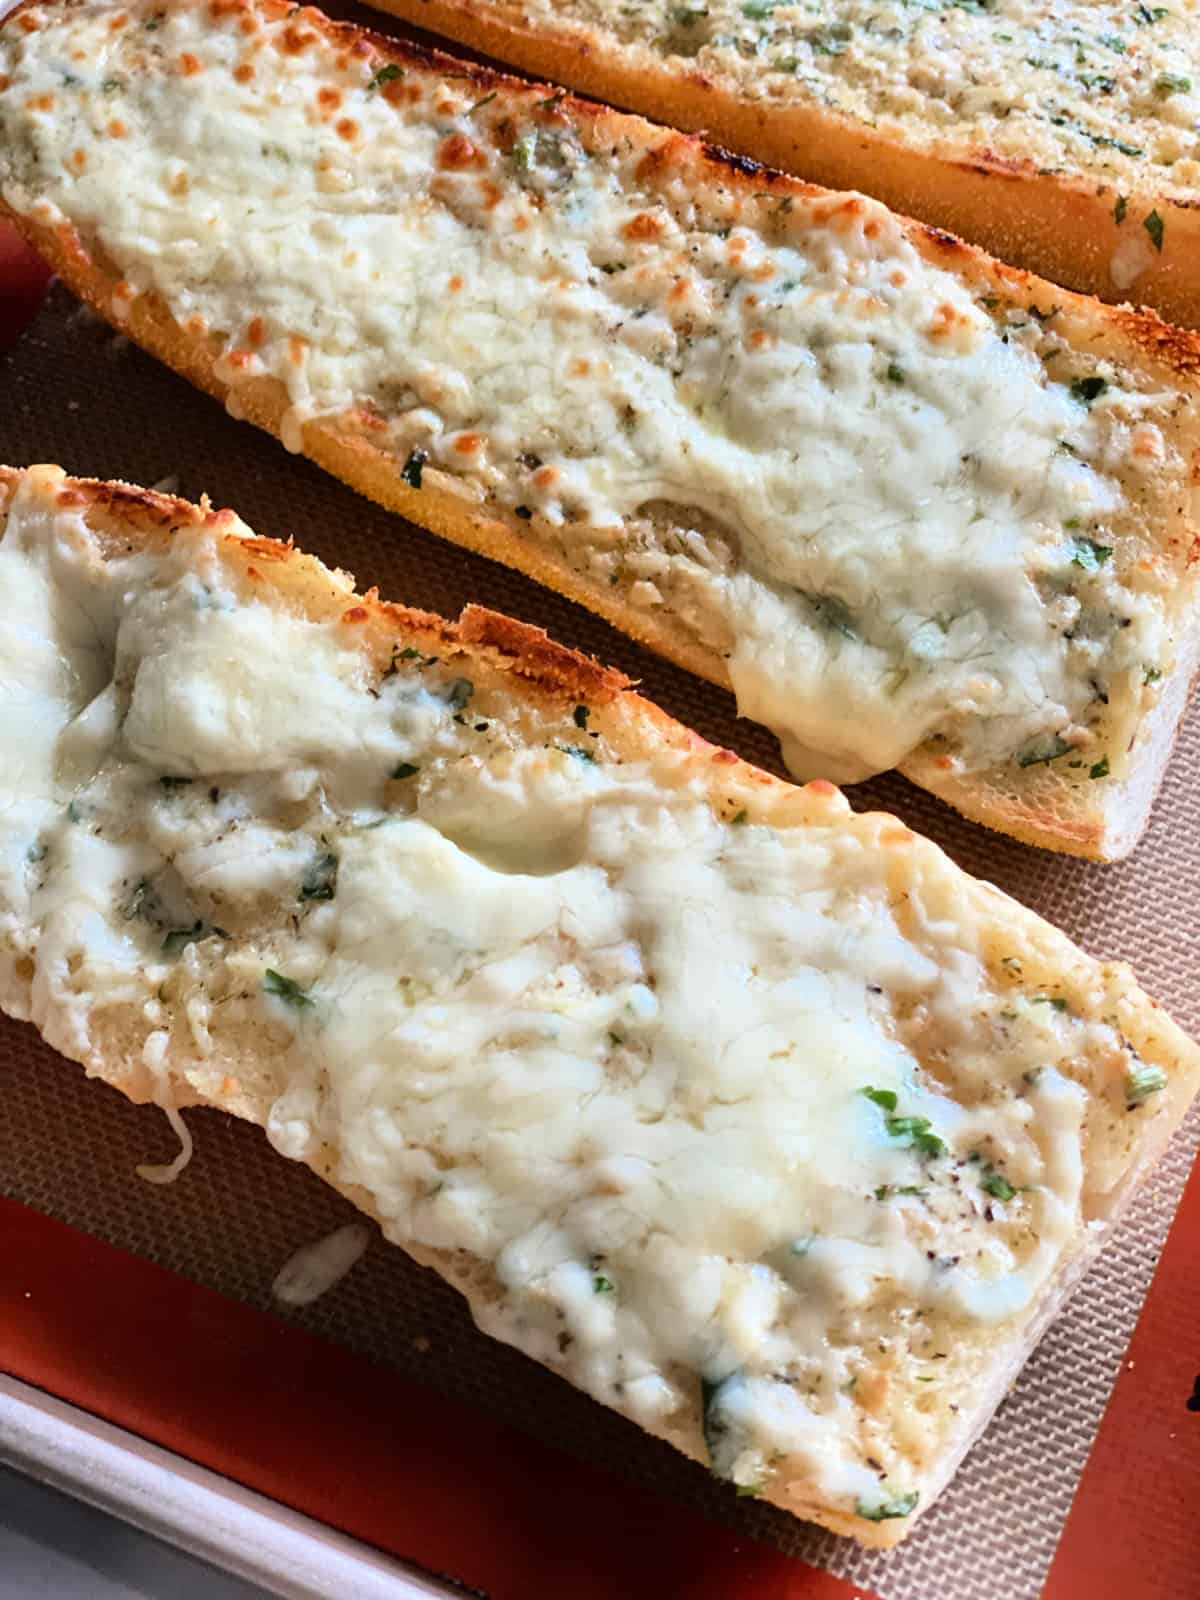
[364,0,1200,331]
[3,0,1199,860]
[4,462,1200,1550]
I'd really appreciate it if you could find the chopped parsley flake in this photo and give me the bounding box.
[1144,210,1165,252]
[862,1086,898,1113]
[367,63,403,92]
[1071,537,1113,571]
[573,704,590,729]
[857,1490,919,1522]
[263,970,313,1009]
[1113,195,1128,225]
[1090,756,1110,780]
[731,809,749,826]
[401,448,427,489]
[1125,1063,1168,1105]
[593,1275,615,1294]
[445,677,474,711]
[391,761,420,780]
[886,361,905,384]
[1017,734,1072,768]
[885,1115,946,1159]
[1031,995,1069,1012]
[1144,666,1162,684]
[980,1168,1016,1202]
[1154,73,1191,97]
[863,1089,944,1158]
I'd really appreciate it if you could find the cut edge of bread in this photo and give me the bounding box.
[361,0,1200,330]
[3,463,1199,1550]
[3,0,1199,865]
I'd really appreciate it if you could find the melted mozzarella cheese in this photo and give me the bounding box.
[0,465,1163,1520]
[0,0,1180,784]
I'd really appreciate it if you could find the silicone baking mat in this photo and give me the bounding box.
[1,61,1198,1594]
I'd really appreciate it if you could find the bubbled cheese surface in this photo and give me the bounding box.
[0,465,1169,1523]
[0,0,1187,788]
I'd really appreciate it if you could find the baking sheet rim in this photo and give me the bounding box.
[0,1370,457,1600]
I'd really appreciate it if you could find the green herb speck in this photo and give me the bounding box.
[981,1168,1016,1202]
[1113,194,1128,224]
[593,1274,615,1293]
[367,63,404,92]
[1017,734,1072,768]
[1144,209,1165,252]
[573,704,590,729]
[1071,537,1113,571]
[857,1490,919,1522]
[885,1115,946,1159]
[1089,756,1110,780]
[862,1086,898,1113]
[391,761,420,780]
[445,678,474,711]
[1125,1062,1168,1105]
[263,970,313,1009]
[401,448,427,489]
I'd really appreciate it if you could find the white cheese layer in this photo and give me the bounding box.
[0,0,1180,785]
[0,465,1162,1520]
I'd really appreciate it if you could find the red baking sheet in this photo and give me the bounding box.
[0,1196,871,1600]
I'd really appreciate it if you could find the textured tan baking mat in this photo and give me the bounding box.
[2,275,1198,1600]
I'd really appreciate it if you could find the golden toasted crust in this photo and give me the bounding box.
[4,0,1199,860]
[5,463,1200,1550]
[363,0,1200,331]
